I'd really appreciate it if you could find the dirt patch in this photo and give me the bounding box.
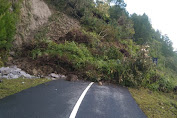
[9,56,78,77]
[58,29,90,44]
[46,12,80,41]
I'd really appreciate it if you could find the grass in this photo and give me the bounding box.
[0,78,51,99]
[129,88,177,118]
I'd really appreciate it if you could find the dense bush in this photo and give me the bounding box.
[145,72,174,92]
[0,0,20,50]
[47,0,94,18]
[32,41,94,69]
[0,0,21,62]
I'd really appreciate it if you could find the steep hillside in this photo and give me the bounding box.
[14,0,80,47]
[0,0,177,93]
[14,0,52,47]
[1,1,177,117]
[3,0,82,76]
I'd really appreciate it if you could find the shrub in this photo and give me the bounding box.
[143,70,174,92]
[0,0,20,50]
[0,0,21,63]
[105,46,123,60]
[81,16,121,40]
[31,41,94,69]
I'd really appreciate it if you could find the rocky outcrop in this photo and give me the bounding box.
[14,0,52,47]
[30,0,52,30]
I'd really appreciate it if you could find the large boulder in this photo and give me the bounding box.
[66,74,78,81]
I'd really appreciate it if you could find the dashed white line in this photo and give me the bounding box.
[69,82,94,118]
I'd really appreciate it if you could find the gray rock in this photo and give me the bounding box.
[49,73,60,79]
[2,70,10,75]
[60,75,66,79]
[9,73,19,79]
[0,66,65,80]
[2,75,9,79]
[24,74,32,78]
[46,73,66,80]
[0,66,36,79]
[19,71,26,76]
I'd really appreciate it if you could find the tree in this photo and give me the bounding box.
[131,13,152,45]
[161,35,174,57]
[51,0,95,17]
[96,0,110,18]
[109,0,126,8]
[0,0,17,50]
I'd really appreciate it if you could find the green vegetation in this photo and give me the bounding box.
[34,0,177,92]
[1,0,177,92]
[0,0,176,116]
[0,78,50,99]
[0,0,21,61]
[0,57,3,67]
[129,88,177,118]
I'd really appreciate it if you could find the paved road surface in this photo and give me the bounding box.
[0,79,146,118]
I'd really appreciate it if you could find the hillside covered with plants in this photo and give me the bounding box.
[0,0,177,92]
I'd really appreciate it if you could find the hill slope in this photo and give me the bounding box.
[0,0,177,92]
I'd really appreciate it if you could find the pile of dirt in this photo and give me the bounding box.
[46,12,80,42]
[9,56,78,77]
[58,29,90,44]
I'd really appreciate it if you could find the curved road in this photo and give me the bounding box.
[0,79,146,118]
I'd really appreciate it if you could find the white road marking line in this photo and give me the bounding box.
[69,82,94,118]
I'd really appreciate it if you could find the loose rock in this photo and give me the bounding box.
[47,73,66,80]
[49,73,60,79]
[0,66,66,81]
[66,74,78,81]
[98,81,103,86]
[0,66,35,79]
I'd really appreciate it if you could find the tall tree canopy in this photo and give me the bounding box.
[131,13,152,45]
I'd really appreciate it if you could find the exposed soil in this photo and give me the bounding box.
[58,29,90,44]
[8,56,81,78]
[10,1,83,78]
[46,12,80,42]
[14,0,52,47]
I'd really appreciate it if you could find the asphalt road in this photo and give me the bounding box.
[0,79,146,118]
